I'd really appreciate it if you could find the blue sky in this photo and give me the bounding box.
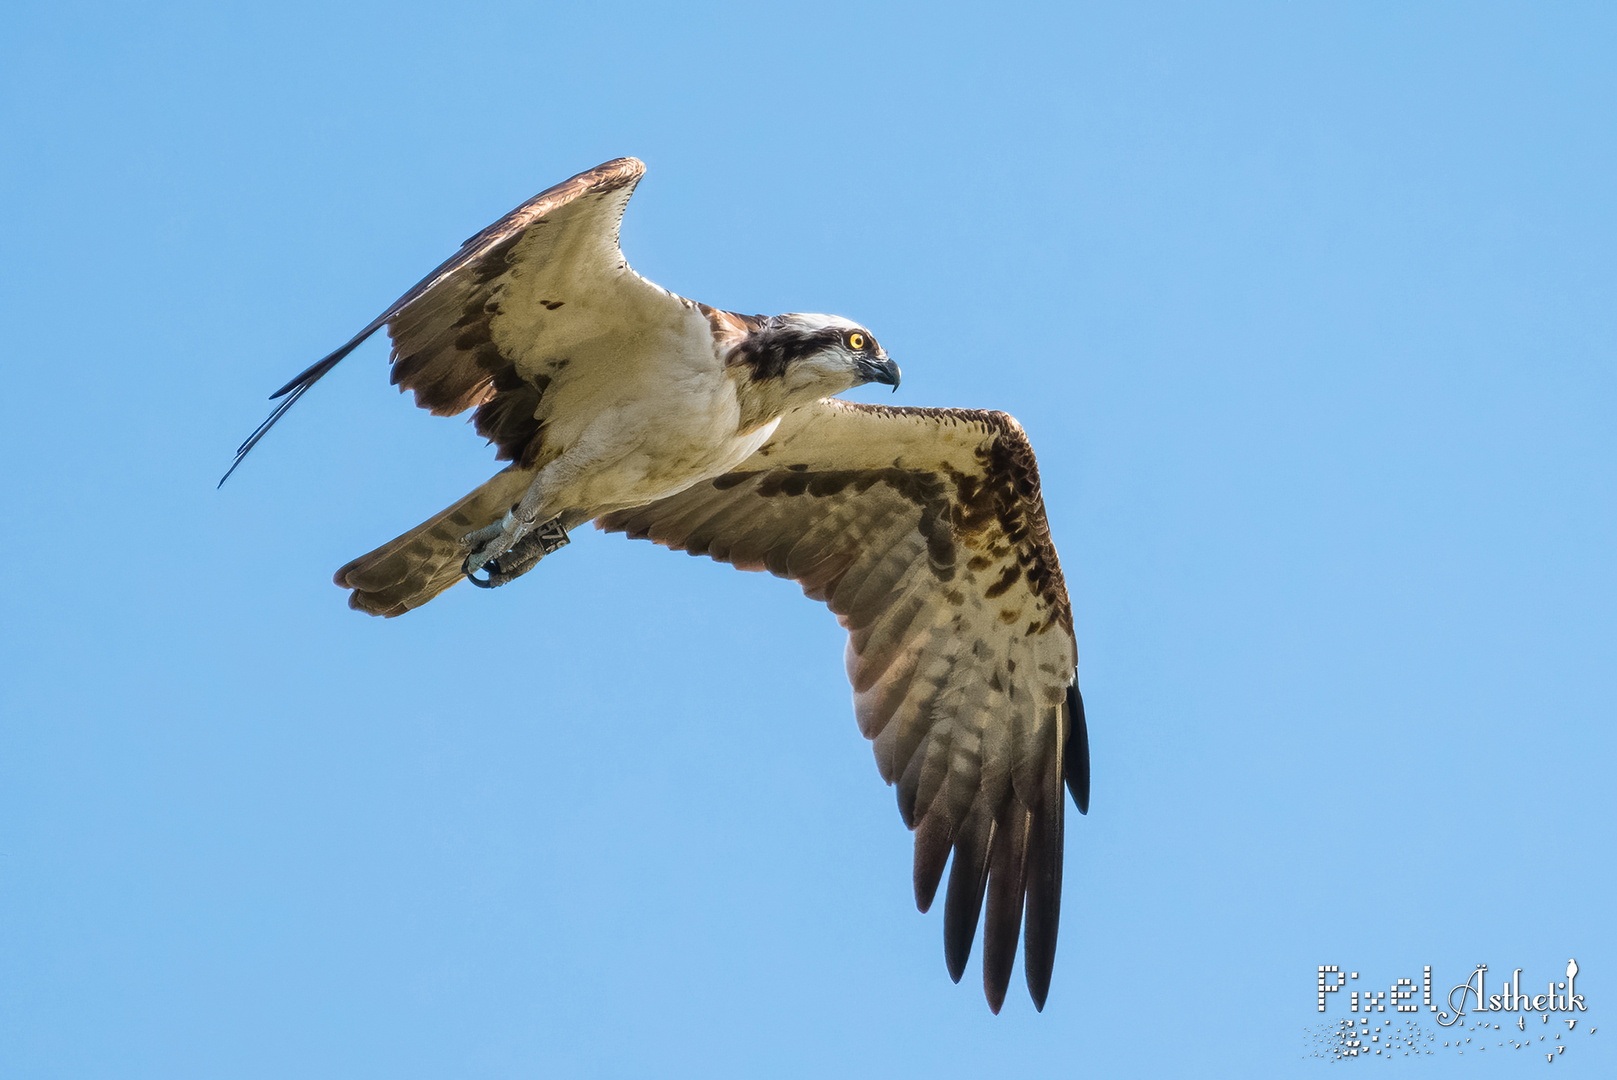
[2,1,1613,1076]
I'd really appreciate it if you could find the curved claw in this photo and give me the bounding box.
[463,553,501,588]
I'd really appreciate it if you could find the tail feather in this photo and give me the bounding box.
[335,466,538,616]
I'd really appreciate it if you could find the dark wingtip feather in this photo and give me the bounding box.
[982,804,1030,1013]
[912,810,952,913]
[942,809,993,984]
[219,330,381,486]
[1064,680,1090,815]
[1021,793,1064,1010]
[269,350,342,400]
[218,388,304,486]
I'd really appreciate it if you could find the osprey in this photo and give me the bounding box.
[226,158,1089,1012]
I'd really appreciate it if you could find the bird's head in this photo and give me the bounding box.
[728,313,900,406]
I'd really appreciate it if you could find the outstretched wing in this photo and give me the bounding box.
[598,400,1089,1012]
[222,156,706,483]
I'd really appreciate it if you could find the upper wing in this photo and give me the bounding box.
[222,157,704,482]
[597,399,1089,1012]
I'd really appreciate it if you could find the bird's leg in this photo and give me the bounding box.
[473,515,571,587]
[462,450,595,586]
[459,510,529,581]
[460,472,555,580]
[461,507,585,588]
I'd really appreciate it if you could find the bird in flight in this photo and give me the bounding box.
[225,158,1089,1012]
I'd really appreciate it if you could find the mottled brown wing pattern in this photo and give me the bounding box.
[383,158,649,464]
[222,158,647,483]
[597,400,1087,1011]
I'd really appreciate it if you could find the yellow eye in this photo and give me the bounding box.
[848,332,865,350]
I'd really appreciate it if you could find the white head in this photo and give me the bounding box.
[728,313,900,406]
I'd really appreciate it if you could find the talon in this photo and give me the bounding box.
[460,513,570,592]
[463,553,501,588]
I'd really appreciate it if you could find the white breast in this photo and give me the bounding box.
[513,302,778,515]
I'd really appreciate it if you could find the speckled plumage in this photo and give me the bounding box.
[226,158,1088,1013]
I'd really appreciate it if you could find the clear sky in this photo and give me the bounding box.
[3,2,1613,1076]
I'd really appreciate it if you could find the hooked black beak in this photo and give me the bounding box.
[858,355,901,392]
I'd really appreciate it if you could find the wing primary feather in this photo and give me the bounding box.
[1021,784,1065,1011]
[942,802,995,984]
[226,390,298,465]
[219,327,383,486]
[268,328,377,399]
[1065,680,1090,815]
[982,802,1032,1014]
[218,382,309,486]
[912,809,953,913]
